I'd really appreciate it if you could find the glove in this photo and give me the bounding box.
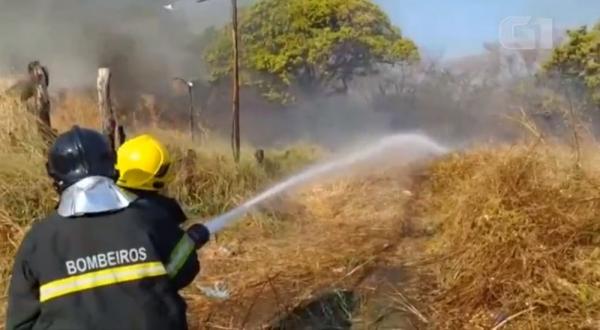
[186,223,211,249]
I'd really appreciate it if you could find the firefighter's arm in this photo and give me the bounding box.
[165,224,210,290]
[167,199,188,225]
[150,216,209,290]
[5,232,40,330]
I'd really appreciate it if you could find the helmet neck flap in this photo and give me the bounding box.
[57,176,137,217]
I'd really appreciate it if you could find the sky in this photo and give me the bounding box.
[375,0,600,59]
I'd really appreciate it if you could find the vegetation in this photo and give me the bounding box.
[3,5,600,330]
[544,23,600,106]
[416,145,600,328]
[4,89,600,329]
[204,0,419,103]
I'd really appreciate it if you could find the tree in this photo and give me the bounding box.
[543,24,600,106]
[204,0,419,103]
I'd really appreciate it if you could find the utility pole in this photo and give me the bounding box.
[164,0,241,160]
[231,0,241,163]
[174,77,195,141]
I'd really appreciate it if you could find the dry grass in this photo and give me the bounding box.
[0,98,56,325]
[1,90,600,330]
[51,91,102,131]
[0,97,52,155]
[185,169,413,329]
[415,143,600,329]
[0,77,23,95]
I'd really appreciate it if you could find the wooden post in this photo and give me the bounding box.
[118,125,127,146]
[188,83,195,141]
[231,0,241,162]
[254,149,264,164]
[97,68,117,152]
[28,61,51,130]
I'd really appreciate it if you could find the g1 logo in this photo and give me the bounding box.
[499,16,554,50]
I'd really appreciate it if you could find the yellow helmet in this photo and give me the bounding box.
[116,134,174,191]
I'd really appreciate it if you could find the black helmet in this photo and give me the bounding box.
[46,126,117,192]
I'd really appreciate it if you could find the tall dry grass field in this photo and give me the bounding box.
[0,92,599,329]
[415,144,600,329]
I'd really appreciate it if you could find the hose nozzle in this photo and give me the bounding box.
[186,223,210,249]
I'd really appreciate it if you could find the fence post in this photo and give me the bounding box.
[28,61,54,142]
[97,68,117,152]
[118,125,127,146]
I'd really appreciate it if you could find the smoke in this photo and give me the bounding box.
[0,0,590,149]
[211,59,527,151]
[0,0,231,97]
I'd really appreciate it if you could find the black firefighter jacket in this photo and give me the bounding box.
[5,201,200,330]
[126,189,188,226]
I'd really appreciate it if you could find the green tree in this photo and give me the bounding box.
[543,24,600,106]
[204,0,419,103]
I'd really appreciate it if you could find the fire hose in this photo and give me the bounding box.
[183,205,250,248]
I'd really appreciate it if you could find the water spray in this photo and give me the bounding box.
[193,133,449,235]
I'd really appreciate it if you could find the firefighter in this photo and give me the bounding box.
[115,134,187,225]
[6,126,210,330]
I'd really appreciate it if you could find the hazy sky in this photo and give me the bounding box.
[375,0,600,59]
[180,0,600,59]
